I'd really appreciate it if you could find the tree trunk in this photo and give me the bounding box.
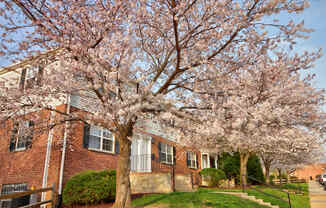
[114,126,133,208]
[264,162,271,184]
[277,168,282,185]
[285,170,289,184]
[240,152,250,187]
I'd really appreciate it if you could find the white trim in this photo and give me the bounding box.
[160,143,173,165]
[187,152,197,169]
[41,111,55,203]
[201,153,210,169]
[58,94,71,195]
[88,147,115,154]
[130,134,152,172]
[215,155,218,169]
[13,121,30,151]
[88,125,115,154]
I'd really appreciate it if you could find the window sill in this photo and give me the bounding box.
[188,166,198,170]
[13,148,27,152]
[161,161,174,165]
[88,148,115,155]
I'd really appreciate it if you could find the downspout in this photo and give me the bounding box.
[56,94,71,208]
[41,111,55,204]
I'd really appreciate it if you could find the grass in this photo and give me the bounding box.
[246,183,309,208]
[132,190,270,208]
[200,183,309,208]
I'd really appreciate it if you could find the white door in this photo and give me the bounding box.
[201,153,210,169]
[131,135,152,172]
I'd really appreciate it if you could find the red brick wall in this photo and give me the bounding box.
[0,109,53,191]
[1,106,203,196]
[293,163,326,180]
[62,122,202,185]
[62,120,118,186]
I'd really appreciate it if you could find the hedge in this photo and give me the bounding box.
[63,169,116,206]
[200,168,226,187]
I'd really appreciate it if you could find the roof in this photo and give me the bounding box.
[0,48,61,76]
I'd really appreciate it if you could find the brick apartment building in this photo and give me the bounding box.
[292,163,326,181]
[0,53,219,207]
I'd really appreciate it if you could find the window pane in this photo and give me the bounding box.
[161,153,167,162]
[26,67,38,79]
[102,139,113,152]
[202,155,208,168]
[1,200,11,208]
[167,145,172,154]
[90,126,101,136]
[89,136,100,149]
[167,154,172,163]
[103,129,112,138]
[192,160,196,168]
[161,143,166,153]
[16,138,26,149]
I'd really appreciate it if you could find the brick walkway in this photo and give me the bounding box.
[309,181,326,208]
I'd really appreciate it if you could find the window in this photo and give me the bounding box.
[19,66,43,90]
[88,125,114,153]
[25,67,38,89]
[202,154,209,169]
[130,134,152,172]
[1,183,28,208]
[159,143,173,164]
[9,121,34,152]
[187,152,198,169]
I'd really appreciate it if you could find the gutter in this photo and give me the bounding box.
[41,111,55,203]
[56,94,71,208]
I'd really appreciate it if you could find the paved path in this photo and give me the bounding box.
[309,181,326,208]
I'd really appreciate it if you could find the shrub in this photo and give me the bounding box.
[277,173,287,179]
[63,169,116,206]
[218,152,240,181]
[247,155,265,185]
[269,175,275,185]
[200,168,226,187]
[218,152,265,185]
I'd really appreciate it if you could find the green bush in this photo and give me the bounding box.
[218,152,240,182]
[63,169,116,206]
[218,152,265,185]
[247,155,265,185]
[269,175,275,185]
[277,173,287,179]
[200,168,226,187]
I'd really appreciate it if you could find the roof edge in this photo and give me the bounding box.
[0,48,62,76]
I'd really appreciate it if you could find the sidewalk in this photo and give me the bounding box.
[309,181,326,208]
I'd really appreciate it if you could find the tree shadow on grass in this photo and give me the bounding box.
[133,194,170,208]
[133,192,189,208]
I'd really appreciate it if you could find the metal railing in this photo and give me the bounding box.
[242,175,292,208]
[0,185,55,208]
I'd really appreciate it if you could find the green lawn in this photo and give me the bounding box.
[200,183,309,208]
[132,190,270,208]
[245,183,310,208]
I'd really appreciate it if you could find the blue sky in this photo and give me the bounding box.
[280,0,326,91]
[0,0,325,90]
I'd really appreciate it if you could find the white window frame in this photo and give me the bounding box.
[130,134,152,172]
[187,152,197,169]
[201,153,210,169]
[14,121,31,152]
[25,67,38,89]
[88,125,115,154]
[161,143,173,165]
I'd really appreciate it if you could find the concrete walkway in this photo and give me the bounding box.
[309,181,326,208]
